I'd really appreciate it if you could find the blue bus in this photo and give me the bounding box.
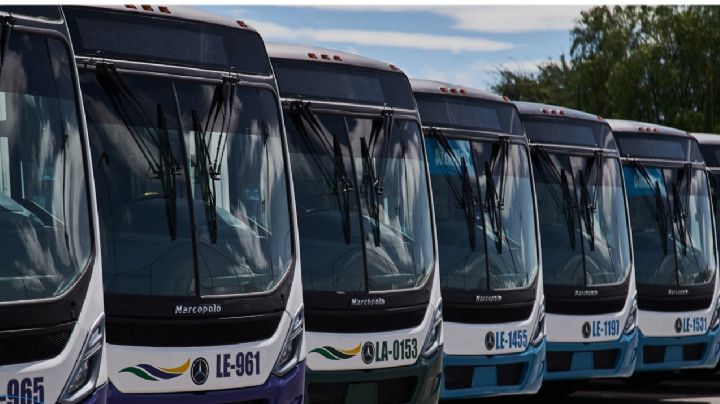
[609,120,720,372]
[413,80,545,399]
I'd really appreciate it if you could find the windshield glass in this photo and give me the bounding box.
[81,69,292,297]
[285,107,434,292]
[426,136,538,291]
[533,149,632,286]
[0,31,92,302]
[624,163,716,286]
[710,170,720,257]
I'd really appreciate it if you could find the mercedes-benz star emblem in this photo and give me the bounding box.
[675,318,683,334]
[190,358,209,385]
[485,331,496,351]
[361,342,375,364]
[581,321,592,339]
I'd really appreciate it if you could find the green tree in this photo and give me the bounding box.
[492,6,720,132]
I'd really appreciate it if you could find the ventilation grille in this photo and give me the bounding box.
[0,323,74,366]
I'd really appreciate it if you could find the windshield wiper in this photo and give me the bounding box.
[203,78,237,179]
[193,78,240,243]
[362,110,394,247]
[95,63,182,241]
[579,151,603,251]
[193,111,218,243]
[532,146,577,250]
[157,105,179,240]
[629,160,669,255]
[0,16,13,80]
[673,163,700,262]
[428,128,478,250]
[288,100,355,244]
[485,137,510,253]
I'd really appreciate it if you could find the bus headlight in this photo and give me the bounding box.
[710,296,720,330]
[530,300,545,346]
[422,302,443,358]
[624,296,638,334]
[59,315,104,404]
[273,307,304,377]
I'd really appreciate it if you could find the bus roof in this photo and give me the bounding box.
[691,133,720,145]
[606,119,689,138]
[266,42,401,74]
[66,5,258,32]
[514,101,603,123]
[410,78,506,103]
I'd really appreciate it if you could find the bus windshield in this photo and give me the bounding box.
[284,104,434,292]
[0,30,92,302]
[426,134,538,291]
[623,163,716,286]
[529,129,632,287]
[81,67,292,297]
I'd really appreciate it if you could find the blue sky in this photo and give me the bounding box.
[201,5,587,92]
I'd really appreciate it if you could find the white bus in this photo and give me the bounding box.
[516,103,639,382]
[413,80,545,398]
[64,6,305,402]
[0,6,107,404]
[268,44,443,403]
[609,121,720,372]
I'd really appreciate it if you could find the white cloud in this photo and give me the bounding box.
[434,6,586,33]
[246,19,515,53]
[313,5,587,34]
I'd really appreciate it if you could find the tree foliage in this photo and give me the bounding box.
[491,6,720,132]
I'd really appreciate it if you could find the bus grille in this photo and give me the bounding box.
[106,312,282,347]
[305,306,426,333]
[0,323,73,366]
[307,376,417,404]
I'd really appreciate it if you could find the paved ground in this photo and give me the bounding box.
[444,368,720,403]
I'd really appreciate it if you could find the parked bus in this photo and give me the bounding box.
[63,6,305,402]
[412,80,545,398]
[0,6,107,404]
[516,103,638,382]
[693,133,720,252]
[268,44,442,403]
[608,121,720,371]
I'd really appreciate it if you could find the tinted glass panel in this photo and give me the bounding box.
[0,32,92,302]
[416,94,523,135]
[82,71,292,297]
[623,164,716,286]
[533,150,631,286]
[700,144,720,167]
[65,8,271,75]
[0,6,62,20]
[285,110,434,292]
[523,117,616,149]
[273,59,415,109]
[615,132,689,161]
[427,137,538,291]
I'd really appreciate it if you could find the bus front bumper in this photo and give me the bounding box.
[304,349,442,404]
[635,327,720,372]
[543,329,638,381]
[107,362,305,404]
[440,339,545,400]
